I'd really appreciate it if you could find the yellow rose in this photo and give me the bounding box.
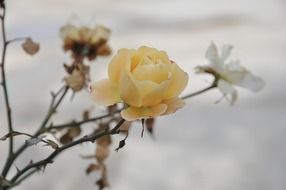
[91,46,189,121]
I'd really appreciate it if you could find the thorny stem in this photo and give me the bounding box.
[48,84,217,131]
[1,86,69,178]
[0,5,15,178]
[8,119,125,188]
[49,109,121,130]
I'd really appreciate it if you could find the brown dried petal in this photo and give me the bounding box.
[97,44,111,56]
[22,38,40,55]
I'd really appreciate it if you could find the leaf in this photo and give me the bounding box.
[95,165,109,190]
[44,139,59,149]
[82,110,90,120]
[107,104,118,114]
[86,163,101,174]
[67,126,81,138]
[95,145,109,163]
[59,133,73,144]
[59,126,81,145]
[22,37,40,55]
[0,131,26,141]
[96,135,111,147]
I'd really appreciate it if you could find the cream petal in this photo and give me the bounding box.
[119,69,142,107]
[132,57,170,83]
[163,63,189,99]
[140,80,171,107]
[138,46,171,65]
[217,79,238,105]
[237,72,265,92]
[162,98,186,115]
[90,79,121,106]
[108,49,131,84]
[120,104,167,121]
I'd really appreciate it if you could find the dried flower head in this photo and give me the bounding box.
[64,62,90,92]
[60,23,111,61]
[91,46,188,121]
[196,42,265,104]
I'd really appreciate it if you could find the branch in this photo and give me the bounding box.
[0,5,14,176]
[1,86,69,177]
[9,119,125,186]
[48,109,121,131]
[181,83,217,100]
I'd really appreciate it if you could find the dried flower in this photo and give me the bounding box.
[196,42,265,104]
[91,46,188,121]
[64,62,90,92]
[60,23,111,61]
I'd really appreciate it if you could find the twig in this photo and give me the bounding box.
[0,5,14,177]
[6,37,27,45]
[9,119,125,185]
[49,109,121,130]
[181,83,217,100]
[1,86,69,177]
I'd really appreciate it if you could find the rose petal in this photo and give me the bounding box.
[163,62,188,99]
[91,79,121,106]
[132,57,170,83]
[139,80,171,107]
[108,49,131,84]
[119,69,142,107]
[121,104,167,121]
[162,98,185,115]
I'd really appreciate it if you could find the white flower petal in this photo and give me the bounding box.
[237,72,266,92]
[217,79,238,105]
[205,42,224,72]
[221,45,233,61]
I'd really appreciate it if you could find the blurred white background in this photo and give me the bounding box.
[1,0,286,189]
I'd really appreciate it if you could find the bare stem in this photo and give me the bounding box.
[0,5,14,177]
[9,119,125,187]
[49,109,121,131]
[1,86,69,178]
[181,83,217,100]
